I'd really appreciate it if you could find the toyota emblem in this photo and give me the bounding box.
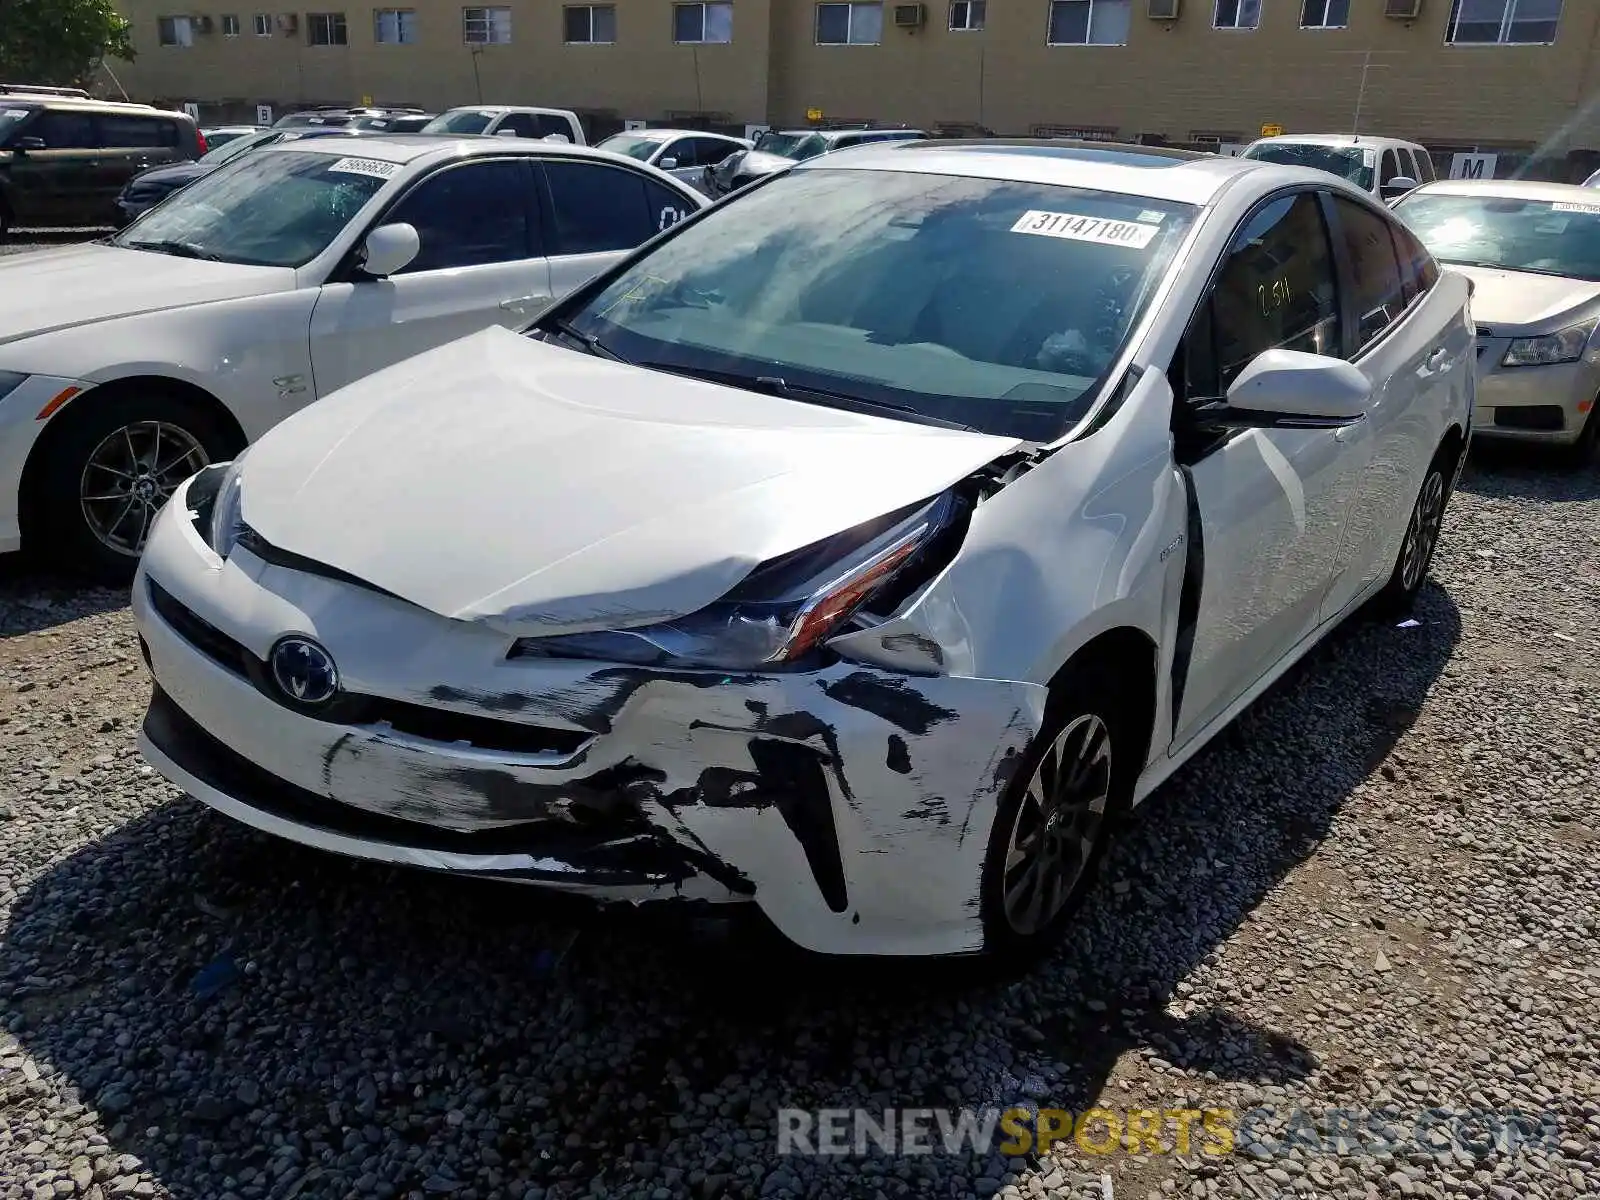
[269,636,339,706]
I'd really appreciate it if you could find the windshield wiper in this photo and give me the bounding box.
[546,318,627,362]
[1442,259,1575,278]
[121,239,223,262]
[635,362,983,433]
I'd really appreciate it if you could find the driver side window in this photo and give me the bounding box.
[1175,190,1342,408]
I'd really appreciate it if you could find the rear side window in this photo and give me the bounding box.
[643,178,694,234]
[384,158,537,273]
[98,116,179,148]
[1330,195,1409,351]
[32,110,98,149]
[1191,190,1343,397]
[1391,219,1440,303]
[534,114,575,141]
[498,113,540,138]
[543,159,661,253]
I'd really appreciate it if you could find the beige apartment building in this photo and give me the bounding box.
[100,0,1600,176]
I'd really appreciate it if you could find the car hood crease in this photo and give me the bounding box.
[1448,263,1600,332]
[238,326,1022,636]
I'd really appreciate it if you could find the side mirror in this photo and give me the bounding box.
[1382,175,1419,198]
[1224,348,1370,425]
[494,127,519,138]
[11,136,46,154]
[358,222,420,278]
[658,156,678,170]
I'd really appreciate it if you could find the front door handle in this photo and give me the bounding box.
[500,293,550,312]
[1425,346,1450,370]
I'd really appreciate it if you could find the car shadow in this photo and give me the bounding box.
[0,585,1461,1199]
[1459,440,1600,502]
[0,553,131,633]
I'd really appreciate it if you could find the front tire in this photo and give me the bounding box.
[978,668,1135,969]
[28,388,236,585]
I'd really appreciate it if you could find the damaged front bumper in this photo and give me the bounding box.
[132,483,1047,957]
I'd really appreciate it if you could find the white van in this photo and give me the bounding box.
[420,106,585,145]
[1242,134,1435,204]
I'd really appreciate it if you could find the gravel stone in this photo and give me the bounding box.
[0,266,1593,1200]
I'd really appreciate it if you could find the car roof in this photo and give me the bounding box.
[798,138,1311,206]
[603,128,742,142]
[0,95,172,115]
[1249,133,1424,151]
[253,134,686,171]
[438,105,578,117]
[1404,178,1600,204]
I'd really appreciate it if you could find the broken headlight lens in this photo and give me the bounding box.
[512,494,954,671]
[203,452,249,558]
[1501,321,1596,367]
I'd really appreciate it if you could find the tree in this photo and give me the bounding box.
[0,0,135,87]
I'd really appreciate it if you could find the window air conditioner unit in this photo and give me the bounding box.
[193,14,214,32]
[276,12,297,31]
[1148,0,1180,18]
[1384,0,1422,18]
[893,3,925,27]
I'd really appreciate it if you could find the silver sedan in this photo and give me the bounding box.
[1394,179,1600,463]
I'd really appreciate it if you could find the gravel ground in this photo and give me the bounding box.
[0,235,1595,1199]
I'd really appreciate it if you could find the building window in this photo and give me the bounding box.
[563,3,615,41]
[1214,0,1260,29]
[374,7,417,41]
[1301,0,1348,26]
[220,12,242,34]
[949,0,984,29]
[674,2,732,41]
[253,12,273,33]
[463,5,511,40]
[816,1,882,43]
[1446,0,1562,45]
[1046,0,1130,45]
[157,15,195,45]
[307,11,348,42]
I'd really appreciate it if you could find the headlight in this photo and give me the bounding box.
[1501,321,1597,367]
[0,372,27,404]
[201,452,249,558]
[512,494,956,671]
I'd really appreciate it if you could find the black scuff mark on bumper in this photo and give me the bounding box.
[321,731,355,789]
[885,734,911,774]
[820,671,959,735]
[901,795,951,825]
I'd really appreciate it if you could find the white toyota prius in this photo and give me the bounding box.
[0,136,705,579]
[131,141,1475,964]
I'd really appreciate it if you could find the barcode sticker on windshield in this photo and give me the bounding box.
[1552,202,1600,215]
[326,156,400,179]
[3,109,30,118]
[1010,211,1160,248]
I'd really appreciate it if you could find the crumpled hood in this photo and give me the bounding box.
[710,149,795,193]
[1451,263,1600,334]
[238,326,1022,634]
[0,244,295,346]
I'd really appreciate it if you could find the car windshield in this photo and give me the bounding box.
[755,131,828,161]
[422,110,494,135]
[1244,143,1375,190]
[597,134,664,162]
[0,106,37,142]
[1395,192,1600,281]
[109,149,390,268]
[554,168,1197,442]
[200,128,279,165]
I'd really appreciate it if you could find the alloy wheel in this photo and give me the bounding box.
[79,420,210,556]
[1399,469,1445,593]
[1000,713,1113,936]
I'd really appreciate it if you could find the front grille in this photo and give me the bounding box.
[146,579,591,757]
[1494,405,1565,431]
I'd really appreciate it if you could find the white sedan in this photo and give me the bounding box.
[0,136,705,579]
[132,141,1474,963]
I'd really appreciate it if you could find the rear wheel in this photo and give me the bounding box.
[1373,439,1457,616]
[979,667,1135,969]
[27,387,238,584]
